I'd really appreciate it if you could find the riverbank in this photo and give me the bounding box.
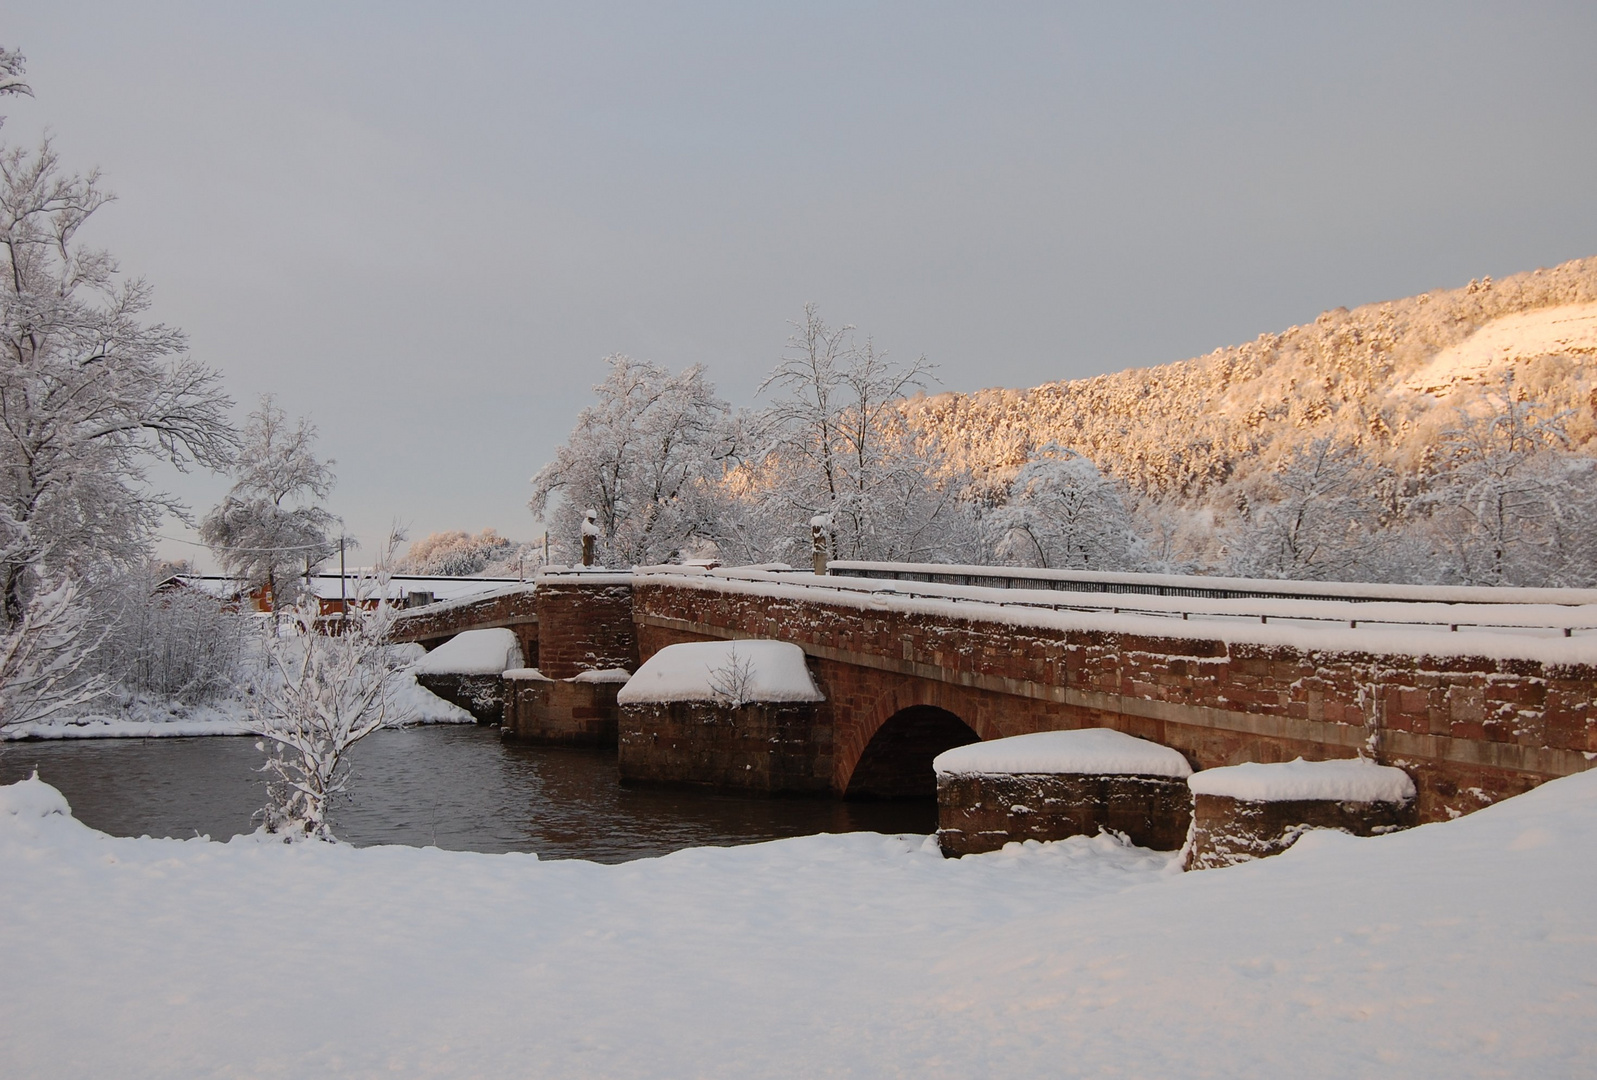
[3,768,1594,1077]
[2,667,473,740]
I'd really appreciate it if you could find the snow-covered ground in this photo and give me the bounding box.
[1400,300,1597,397]
[2,769,1593,1077]
[5,643,473,740]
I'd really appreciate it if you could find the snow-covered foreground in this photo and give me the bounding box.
[2,773,1595,1078]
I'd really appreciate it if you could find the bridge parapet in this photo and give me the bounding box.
[631,566,1597,822]
[388,584,538,654]
[829,560,1597,608]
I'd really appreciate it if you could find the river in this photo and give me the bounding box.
[0,725,935,862]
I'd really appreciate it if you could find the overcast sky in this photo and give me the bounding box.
[5,3,1596,567]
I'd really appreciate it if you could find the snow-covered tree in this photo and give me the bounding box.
[401,528,517,576]
[0,46,31,110]
[985,446,1139,570]
[200,397,337,608]
[0,137,235,621]
[1224,438,1389,580]
[0,48,232,729]
[0,573,104,734]
[1414,379,1573,586]
[251,537,409,841]
[529,356,736,566]
[752,305,968,563]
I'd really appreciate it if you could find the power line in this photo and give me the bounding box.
[155,534,338,555]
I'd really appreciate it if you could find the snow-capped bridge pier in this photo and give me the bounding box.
[398,562,1597,823]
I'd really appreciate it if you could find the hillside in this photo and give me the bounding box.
[905,256,1597,501]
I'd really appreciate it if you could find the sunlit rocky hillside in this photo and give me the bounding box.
[906,256,1597,501]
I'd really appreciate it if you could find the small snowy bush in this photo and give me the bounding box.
[251,580,410,841]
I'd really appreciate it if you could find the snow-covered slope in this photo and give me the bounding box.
[907,256,1597,499]
[2,767,1593,1077]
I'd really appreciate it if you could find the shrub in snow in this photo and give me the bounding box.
[249,547,411,842]
[88,565,250,707]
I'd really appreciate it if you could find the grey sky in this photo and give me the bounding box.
[5,3,1596,565]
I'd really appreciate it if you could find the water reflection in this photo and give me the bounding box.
[0,726,935,862]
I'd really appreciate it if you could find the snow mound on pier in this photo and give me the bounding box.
[1188,757,1417,802]
[412,628,524,676]
[617,640,823,704]
[934,728,1193,777]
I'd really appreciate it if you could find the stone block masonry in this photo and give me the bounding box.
[502,674,621,748]
[389,586,539,666]
[536,575,638,679]
[936,773,1192,856]
[618,700,831,794]
[1186,793,1417,869]
[413,673,505,723]
[631,576,1597,823]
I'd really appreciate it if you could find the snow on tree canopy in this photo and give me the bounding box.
[412,629,524,676]
[616,641,824,705]
[1187,758,1416,803]
[933,729,1193,778]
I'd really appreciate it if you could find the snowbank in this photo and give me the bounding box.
[2,769,1595,1077]
[0,773,72,820]
[617,640,824,704]
[933,728,1193,778]
[412,628,524,675]
[503,667,552,682]
[1188,757,1417,803]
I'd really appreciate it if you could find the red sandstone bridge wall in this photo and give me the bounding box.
[536,576,638,679]
[389,587,540,664]
[632,579,1597,822]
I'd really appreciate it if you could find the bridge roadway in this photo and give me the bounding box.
[395,563,1597,824]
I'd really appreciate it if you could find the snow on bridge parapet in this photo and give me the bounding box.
[828,560,1597,610]
[633,564,1597,663]
[387,582,538,647]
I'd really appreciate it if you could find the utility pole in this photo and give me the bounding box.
[339,536,347,630]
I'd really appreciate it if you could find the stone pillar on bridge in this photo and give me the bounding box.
[500,570,639,747]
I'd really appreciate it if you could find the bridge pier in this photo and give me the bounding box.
[617,700,832,793]
[498,570,638,746]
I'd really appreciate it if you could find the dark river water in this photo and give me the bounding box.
[0,725,934,862]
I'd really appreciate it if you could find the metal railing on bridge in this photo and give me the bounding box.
[639,562,1597,642]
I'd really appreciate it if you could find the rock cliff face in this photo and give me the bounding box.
[904,256,1597,501]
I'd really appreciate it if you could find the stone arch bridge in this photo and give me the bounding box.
[391,562,1597,824]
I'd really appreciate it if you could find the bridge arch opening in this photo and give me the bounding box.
[844,705,980,801]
